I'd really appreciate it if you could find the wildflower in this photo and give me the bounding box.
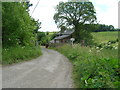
[114,47,118,49]
[108,42,111,44]
[105,44,108,46]
[5,49,9,51]
[97,50,100,53]
[89,50,92,53]
[116,43,118,46]
[85,80,88,84]
[96,47,99,49]
[113,46,115,48]
[8,38,11,40]
[22,46,25,49]
[100,48,103,51]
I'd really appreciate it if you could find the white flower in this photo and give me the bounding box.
[97,50,100,53]
[113,46,115,48]
[85,80,88,84]
[96,47,99,49]
[116,43,118,46]
[8,38,11,40]
[108,42,111,44]
[100,48,103,50]
[89,50,92,52]
[105,44,108,46]
[114,47,118,49]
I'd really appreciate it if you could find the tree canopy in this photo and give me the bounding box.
[2,2,41,48]
[54,1,97,43]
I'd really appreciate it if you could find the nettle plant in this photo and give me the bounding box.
[95,39,118,50]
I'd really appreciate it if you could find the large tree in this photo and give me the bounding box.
[54,1,97,43]
[2,2,41,47]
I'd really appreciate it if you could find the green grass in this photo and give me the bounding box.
[2,46,42,65]
[92,31,118,43]
[48,32,55,35]
[55,44,119,88]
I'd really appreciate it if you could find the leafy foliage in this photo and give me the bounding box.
[54,32,119,88]
[54,2,97,43]
[55,44,119,88]
[2,2,42,64]
[50,32,57,40]
[95,40,118,50]
[37,32,49,45]
[2,2,40,47]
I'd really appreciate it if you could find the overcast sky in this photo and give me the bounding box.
[29,0,119,32]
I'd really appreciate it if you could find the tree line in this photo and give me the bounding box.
[93,24,119,32]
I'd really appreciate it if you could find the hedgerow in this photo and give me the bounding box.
[55,44,119,88]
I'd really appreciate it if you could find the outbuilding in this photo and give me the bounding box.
[50,30,74,44]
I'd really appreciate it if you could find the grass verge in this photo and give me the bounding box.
[2,46,42,65]
[54,44,119,88]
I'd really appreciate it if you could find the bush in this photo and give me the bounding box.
[95,40,118,50]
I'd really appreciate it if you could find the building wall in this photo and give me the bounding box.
[55,35,72,44]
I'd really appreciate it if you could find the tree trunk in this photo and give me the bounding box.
[74,24,80,43]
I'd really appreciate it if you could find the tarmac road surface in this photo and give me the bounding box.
[2,48,73,88]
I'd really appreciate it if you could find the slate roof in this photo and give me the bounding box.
[54,30,74,40]
[61,30,74,35]
[54,35,70,40]
[57,30,74,35]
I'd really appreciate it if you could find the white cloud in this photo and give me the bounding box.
[29,0,68,32]
[29,0,119,32]
[96,6,118,28]
[93,0,119,28]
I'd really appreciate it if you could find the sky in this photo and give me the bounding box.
[29,0,119,32]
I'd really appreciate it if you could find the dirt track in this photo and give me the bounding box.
[2,48,73,88]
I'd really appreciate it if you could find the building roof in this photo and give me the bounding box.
[54,30,74,40]
[54,35,70,40]
[61,30,74,35]
[56,30,74,35]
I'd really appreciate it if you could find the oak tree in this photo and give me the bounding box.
[54,1,97,43]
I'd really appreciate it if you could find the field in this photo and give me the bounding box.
[92,31,118,43]
[54,31,119,88]
[48,31,118,43]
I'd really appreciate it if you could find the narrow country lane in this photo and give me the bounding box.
[2,48,73,88]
